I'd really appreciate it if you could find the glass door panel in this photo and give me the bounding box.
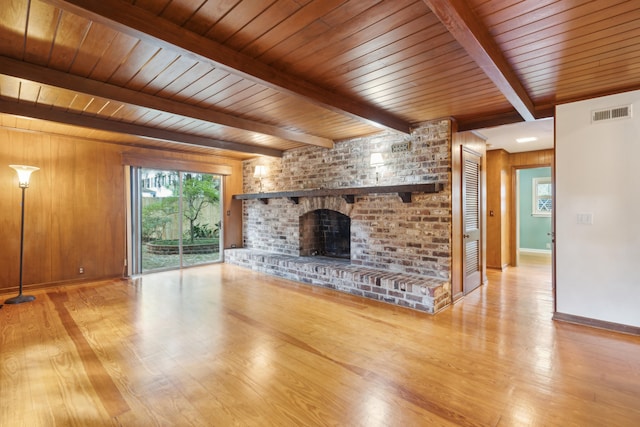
[141,169,181,272]
[181,172,222,267]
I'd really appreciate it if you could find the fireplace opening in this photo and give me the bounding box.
[299,209,350,259]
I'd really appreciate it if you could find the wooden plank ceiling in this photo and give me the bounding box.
[1,0,639,159]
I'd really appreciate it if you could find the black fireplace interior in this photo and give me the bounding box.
[300,209,350,259]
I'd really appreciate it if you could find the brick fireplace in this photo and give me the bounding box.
[225,120,454,313]
[300,209,351,259]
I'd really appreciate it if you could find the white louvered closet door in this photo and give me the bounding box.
[462,148,482,294]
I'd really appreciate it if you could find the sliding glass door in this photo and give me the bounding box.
[133,167,222,273]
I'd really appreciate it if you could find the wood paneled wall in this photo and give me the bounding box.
[486,148,554,270]
[0,128,243,293]
[486,150,511,269]
[509,150,554,168]
[223,170,243,248]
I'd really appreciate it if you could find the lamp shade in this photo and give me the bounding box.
[9,165,39,188]
[253,165,267,178]
[370,153,384,167]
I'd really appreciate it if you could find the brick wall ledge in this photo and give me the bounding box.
[224,248,451,314]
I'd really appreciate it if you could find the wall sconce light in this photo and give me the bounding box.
[5,165,39,304]
[370,153,384,184]
[254,165,267,192]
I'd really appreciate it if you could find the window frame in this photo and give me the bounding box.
[532,176,552,217]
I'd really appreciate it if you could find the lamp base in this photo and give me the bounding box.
[4,294,35,304]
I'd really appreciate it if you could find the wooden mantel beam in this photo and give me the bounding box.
[233,183,444,204]
[0,56,331,149]
[422,0,536,121]
[42,0,412,135]
[0,99,283,157]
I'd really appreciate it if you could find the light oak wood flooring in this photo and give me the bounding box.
[1,261,639,426]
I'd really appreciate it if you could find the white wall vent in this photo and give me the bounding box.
[591,105,632,123]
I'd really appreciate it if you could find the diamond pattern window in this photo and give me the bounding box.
[533,177,552,217]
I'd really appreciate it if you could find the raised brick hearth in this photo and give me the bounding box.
[225,249,451,313]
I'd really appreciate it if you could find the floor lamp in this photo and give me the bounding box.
[5,165,39,304]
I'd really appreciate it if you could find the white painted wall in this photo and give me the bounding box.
[556,90,640,327]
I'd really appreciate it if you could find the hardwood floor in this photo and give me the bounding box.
[1,261,639,426]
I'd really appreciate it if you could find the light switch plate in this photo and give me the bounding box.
[577,212,593,225]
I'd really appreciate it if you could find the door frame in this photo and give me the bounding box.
[451,129,487,302]
[127,166,225,275]
[462,147,483,295]
[510,163,553,268]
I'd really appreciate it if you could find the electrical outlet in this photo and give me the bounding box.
[79,267,84,274]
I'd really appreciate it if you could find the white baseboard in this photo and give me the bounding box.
[519,248,551,255]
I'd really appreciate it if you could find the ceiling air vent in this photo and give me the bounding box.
[591,105,632,123]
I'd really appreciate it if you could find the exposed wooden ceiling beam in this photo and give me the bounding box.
[0,100,283,157]
[455,111,524,132]
[42,0,412,135]
[455,106,555,132]
[0,56,331,149]
[423,0,536,121]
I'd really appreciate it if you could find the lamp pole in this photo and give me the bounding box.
[5,165,39,304]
